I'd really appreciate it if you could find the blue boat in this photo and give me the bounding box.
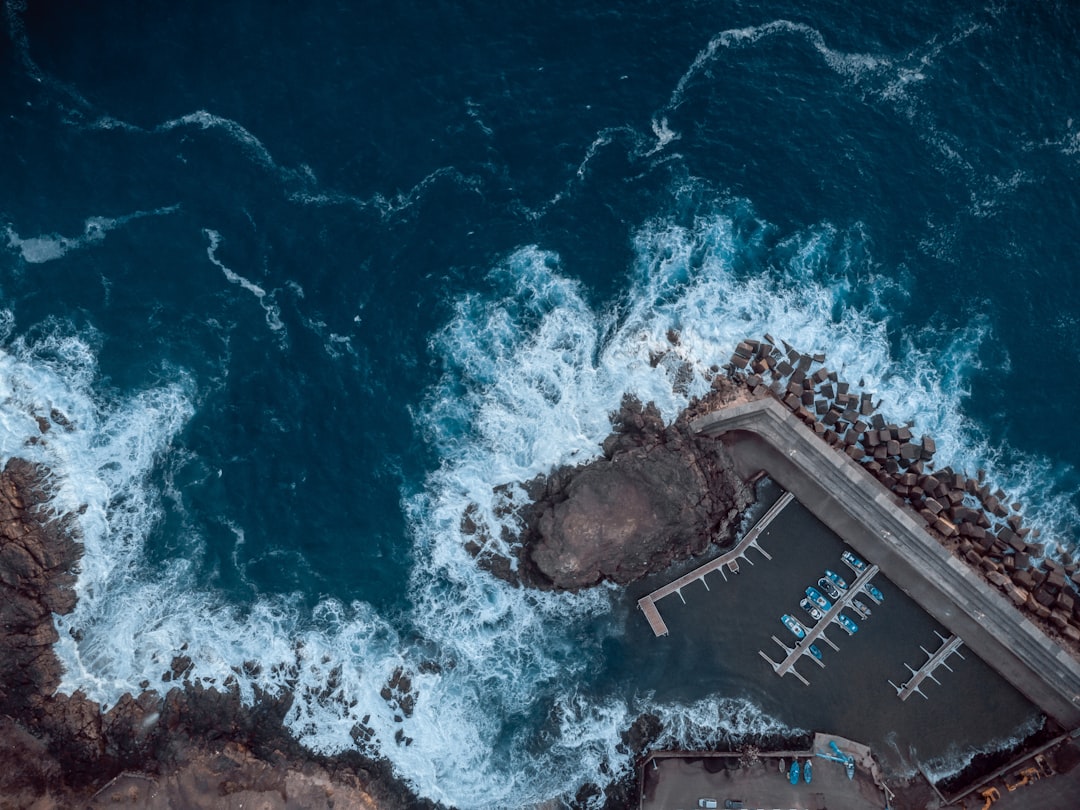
[808,644,822,661]
[803,758,812,784]
[789,760,800,785]
[863,582,884,602]
[805,586,832,611]
[825,569,848,590]
[799,597,824,622]
[833,613,859,635]
[842,550,867,571]
[818,577,841,600]
[782,614,807,639]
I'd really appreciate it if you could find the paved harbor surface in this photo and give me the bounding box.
[641,745,887,810]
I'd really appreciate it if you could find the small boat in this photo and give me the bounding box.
[863,582,884,602]
[818,577,841,600]
[846,759,855,780]
[808,644,823,661]
[805,586,832,612]
[779,757,786,775]
[803,758,812,784]
[782,614,807,639]
[833,613,859,635]
[851,598,872,619]
[825,569,848,590]
[842,550,867,571]
[800,597,824,622]
[727,559,740,575]
[789,760,800,785]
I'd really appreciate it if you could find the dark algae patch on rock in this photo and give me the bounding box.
[0,458,430,809]
[466,390,756,591]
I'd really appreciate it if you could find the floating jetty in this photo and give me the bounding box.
[636,492,788,637]
[889,631,965,701]
[759,563,881,685]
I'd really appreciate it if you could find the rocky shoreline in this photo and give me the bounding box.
[462,392,757,591]
[0,457,430,809]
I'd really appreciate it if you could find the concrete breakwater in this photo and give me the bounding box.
[721,335,1080,655]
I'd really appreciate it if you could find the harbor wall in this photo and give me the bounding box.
[691,397,1080,728]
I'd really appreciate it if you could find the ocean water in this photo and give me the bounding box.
[1,1,1078,806]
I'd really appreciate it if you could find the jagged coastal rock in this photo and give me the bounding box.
[466,390,755,591]
[0,457,426,809]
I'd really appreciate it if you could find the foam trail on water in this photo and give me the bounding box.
[5,205,180,264]
[203,228,286,336]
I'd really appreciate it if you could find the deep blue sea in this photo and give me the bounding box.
[2,1,1078,806]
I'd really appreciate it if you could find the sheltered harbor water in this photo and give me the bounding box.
[614,483,1040,776]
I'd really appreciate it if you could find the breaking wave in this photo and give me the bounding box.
[0,190,1068,806]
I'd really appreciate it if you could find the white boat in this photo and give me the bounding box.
[800,597,824,622]
[851,598,871,619]
[818,577,841,600]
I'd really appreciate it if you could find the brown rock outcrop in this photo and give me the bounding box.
[0,457,428,809]
[511,394,755,590]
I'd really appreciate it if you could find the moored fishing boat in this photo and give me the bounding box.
[818,577,841,600]
[842,550,867,571]
[833,613,859,635]
[805,585,832,611]
[825,569,848,591]
[800,597,824,622]
[852,598,871,619]
[782,614,807,639]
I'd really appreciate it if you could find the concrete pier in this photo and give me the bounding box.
[759,564,881,684]
[691,397,1080,726]
[891,632,965,701]
[636,492,789,637]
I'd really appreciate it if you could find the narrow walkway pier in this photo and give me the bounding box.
[759,564,881,685]
[636,492,791,637]
[890,632,965,701]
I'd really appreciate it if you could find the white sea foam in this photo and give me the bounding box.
[921,713,1044,784]
[203,228,286,335]
[5,206,180,265]
[4,193,1071,808]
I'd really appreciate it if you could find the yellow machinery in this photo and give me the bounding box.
[1034,753,1054,777]
[977,786,999,809]
[1005,766,1040,791]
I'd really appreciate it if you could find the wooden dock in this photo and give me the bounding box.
[759,564,881,684]
[889,632,965,701]
[636,492,792,637]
